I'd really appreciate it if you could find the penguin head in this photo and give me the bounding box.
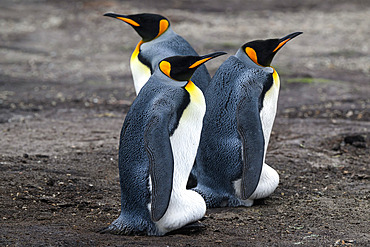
[241,32,302,67]
[158,52,227,82]
[104,13,170,42]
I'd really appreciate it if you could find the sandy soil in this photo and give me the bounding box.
[1,0,369,246]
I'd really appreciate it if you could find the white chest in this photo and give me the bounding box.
[260,73,280,156]
[130,51,151,95]
[169,92,206,189]
[152,85,207,234]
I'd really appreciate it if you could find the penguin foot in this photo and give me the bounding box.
[194,185,240,208]
[98,214,156,236]
[235,198,254,207]
[98,225,123,235]
[166,221,206,235]
[253,198,267,206]
[98,223,145,236]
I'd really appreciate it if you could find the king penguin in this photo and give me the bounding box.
[104,13,212,94]
[101,51,226,235]
[192,32,302,208]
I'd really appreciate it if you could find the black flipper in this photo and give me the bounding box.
[236,96,265,200]
[144,115,174,222]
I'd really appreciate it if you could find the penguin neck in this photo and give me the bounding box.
[155,70,188,88]
[131,40,144,62]
[130,28,174,63]
[130,39,152,94]
[235,48,274,74]
[142,27,175,47]
[272,68,280,88]
[185,80,204,105]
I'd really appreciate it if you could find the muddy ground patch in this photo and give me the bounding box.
[1,0,369,246]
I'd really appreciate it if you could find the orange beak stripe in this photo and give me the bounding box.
[116,17,140,27]
[189,57,212,69]
[273,39,290,53]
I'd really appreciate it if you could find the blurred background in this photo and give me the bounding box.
[1,0,369,101]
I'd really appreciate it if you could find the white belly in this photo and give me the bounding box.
[260,80,279,162]
[169,95,206,190]
[233,71,281,203]
[154,86,207,234]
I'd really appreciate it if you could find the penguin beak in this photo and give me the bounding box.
[273,31,303,53]
[103,13,140,27]
[189,52,227,69]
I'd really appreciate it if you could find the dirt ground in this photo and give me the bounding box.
[1,0,369,246]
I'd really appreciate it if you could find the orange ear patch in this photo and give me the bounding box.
[116,17,140,27]
[245,47,259,65]
[159,61,171,78]
[155,19,169,39]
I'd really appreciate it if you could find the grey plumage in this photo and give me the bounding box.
[101,52,226,235]
[139,28,212,92]
[192,56,269,207]
[105,13,212,93]
[192,32,302,208]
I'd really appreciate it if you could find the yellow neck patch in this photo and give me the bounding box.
[116,17,140,27]
[131,40,144,62]
[159,60,171,78]
[272,68,280,87]
[185,80,203,104]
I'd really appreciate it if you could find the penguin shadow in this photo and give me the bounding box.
[165,221,206,236]
[165,199,267,236]
[97,221,206,236]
